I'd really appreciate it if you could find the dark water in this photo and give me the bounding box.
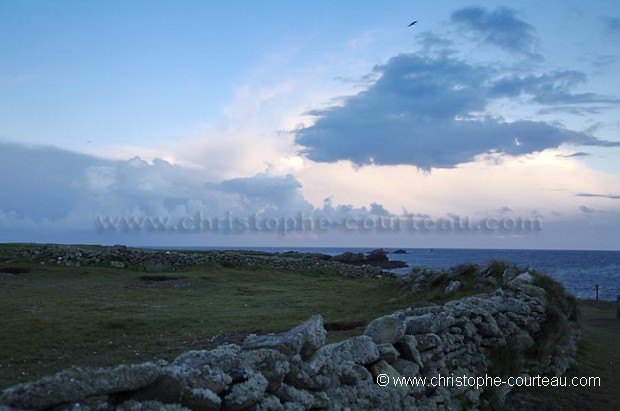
[160,246,620,302]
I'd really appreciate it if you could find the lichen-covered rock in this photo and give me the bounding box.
[274,384,323,409]
[223,371,268,411]
[173,344,241,372]
[115,400,191,411]
[394,335,423,367]
[243,315,326,359]
[238,349,290,391]
[308,336,379,371]
[405,313,452,335]
[377,343,400,363]
[182,387,221,411]
[415,333,442,352]
[368,360,410,397]
[1,363,162,410]
[363,313,406,344]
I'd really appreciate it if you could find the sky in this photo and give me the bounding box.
[1,0,619,250]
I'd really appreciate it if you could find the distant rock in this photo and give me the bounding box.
[331,249,408,269]
[392,249,408,254]
[331,252,366,264]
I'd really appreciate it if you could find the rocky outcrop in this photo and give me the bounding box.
[0,271,580,411]
[331,248,408,269]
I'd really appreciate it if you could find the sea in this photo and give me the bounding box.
[168,247,620,302]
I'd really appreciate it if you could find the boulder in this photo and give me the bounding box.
[405,313,451,335]
[364,313,406,344]
[182,388,221,411]
[1,364,162,411]
[415,334,442,352]
[308,336,379,371]
[223,371,268,411]
[243,315,326,359]
[377,344,400,363]
[394,335,423,367]
[368,360,410,397]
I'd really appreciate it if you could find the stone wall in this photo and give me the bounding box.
[2,245,394,279]
[0,272,580,411]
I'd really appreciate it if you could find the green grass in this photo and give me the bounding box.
[0,261,420,388]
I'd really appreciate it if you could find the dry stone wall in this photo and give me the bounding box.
[1,273,580,411]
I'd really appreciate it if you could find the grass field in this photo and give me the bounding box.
[0,261,422,389]
[1,257,618,411]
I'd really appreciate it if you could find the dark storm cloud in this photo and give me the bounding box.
[489,71,620,105]
[295,53,620,169]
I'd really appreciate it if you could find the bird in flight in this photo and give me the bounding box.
[408,20,417,27]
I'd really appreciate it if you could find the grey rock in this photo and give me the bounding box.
[243,315,326,359]
[1,363,162,410]
[173,344,241,372]
[249,395,283,411]
[394,335,423,367]
[392,359,420,379]
[376,343,400,363]
[223,371,268,411]
[239,349,290,391]
[109,372,184,405]
[182,387,221,411]
[338,364,372,386]
[368,360,409,397]
[115,401,191,411]
[415,333,442,352]
[405,313,450,335]
[364,313,406,344]
[274,384,320,409]
[511,272,534,284]
[308,336,379,371]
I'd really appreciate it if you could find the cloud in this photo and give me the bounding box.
[0,141,110,220]
[209,173,313,212]
[295,53,620,169]
[579,205,598,214]
[576,193,620,200]
[603,16,620,36]
[0,141,403,243]
[489,71,620,106]
[450,6,538,56]
[556,152,591,158]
